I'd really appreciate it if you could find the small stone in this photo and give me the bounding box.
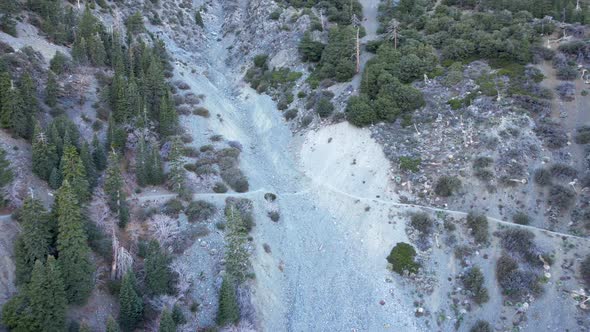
[379,300,386,305]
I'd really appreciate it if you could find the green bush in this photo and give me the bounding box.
[346,95,376,127]
[387,242,420,275]
[434,176,461,197]
[466,212,489,244]
[163,199,184,217]
[410,212,433,235]
[533,168,552,186]
[213,182,228,193]
[284,109,298,121]
[581,255,590,287]
[548,184,576,210]
[512,211,530,225]
[316,98,334,118]
[462,266,489,304]
[269,9,281,20]
[470,320,492,332]
[399,157,421,172]
[253,54,268,68]
[574,126,590,144]
[186,200,216,222]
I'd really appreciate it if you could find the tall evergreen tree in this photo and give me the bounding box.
[158,92,178,137]
[216,276,240,326]
[0,147,13,207]
[144,56,165,120]
[56,180,94,304]
[72,37,88,65]
[17,73,38,139]
[111,72,129,123]
[49,166,62,189]
[92,134,107,171]
[1,287,35,331]
[158,309,176,332]
[28,256,67,331]
[106,316,121,332]
[31,123,57,181]
[104,151,129,227]
[88,33,106,66]
[118,271,143,332]
[80,142,97,189]
[45,71,58,107]
[0,71,12,128]
[167,137,188,198]
[60,146,90,201]
[106,114,127,152]
[144,240,172,295]
[14,197,51,284]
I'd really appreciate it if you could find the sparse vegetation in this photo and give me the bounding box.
[399,156,421,173]
[462,266,489,304]
[410,212,433,235]
[533,168,552,186]
[581,255,590,287]
[512,211,530,225]
[470,320,492,332]
[548,184,576,210]
[186,200,217,222]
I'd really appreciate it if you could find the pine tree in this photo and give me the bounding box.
[144,57,165,120]
[135,136,148,186]
[216,276,240,326]
[167,137,188,198]
[60,145,90,201]
[28,256,67,331]
[104,151,127,227]
[49,166,62,189]
[32,123,57,181]
[118,271,143,332]
[158,309,176,332]
[106,316,121,332]
[56,180,94,304]
[45,71,58,107]
[14,197,51,284]
[88,33,106,66]
[92,134,107,171]
[106,114,127,152]
[80,142,97,189]
[158,91,178,137]
[16,73,37,139]
[171,304,186,326]
[0,147,13,207]
[111,72,129,123]
[1,289,36,331]
[0,71,12,128]
[144,240,172,295]
[149,144,165,185]
[73,37,89,64]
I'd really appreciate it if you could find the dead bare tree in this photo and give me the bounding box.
[319,8,325,31]
[150,214,180,246]
[386,19,400,50]
[111,231,133,280]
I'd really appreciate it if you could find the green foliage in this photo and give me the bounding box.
[126,12,145,35]
[60,145,90,202]
[224,202,252,282]
[316,97,334,117]
[346,95,377,127]
[45,71,59,107]
[158,309,176,332]
[14,198,52,285]
[186,200,217,222]
[314,26,356,82]
[470,320,492,332]
[106,316,121,332]
[399,156,421,172]
[410,212,432,235]
[104,151,129,228]
[462,266,489,304]
[159,92,178,137]
[195,11,204,28]
[50,51,70,75]
[56,180,94,304]
[144,240,174,295]
[171,304,186,326]
[533,168,552,186]
[167,137,190,199]
[136,136,164,186]
[466,212,489,244]
[28,256,67,331]
[387,242,419,275]
[434,176,461,197]
[512,211,530,225]
[581,255,590,287]
[0,147,13,207]
[119,272,143,332]
[92,134,107,171]
[298,31,325,62]
[216,276,240,326]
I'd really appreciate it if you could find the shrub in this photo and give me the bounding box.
[533,168,552,186]
[581,255,590,287]
[466,212,488,244]
[434,176,461,197]
[268,211,280,222]
[462,267,489,304]
[50,51,71,75]
[399,157,421,172]
[346,95,376,127]
[470,320,492,332]
[269,9,281,20]
[163,199,184,217]
[184,163,197,172]
[556,65,578,80]
[253,54,268,68]
[264,193,277,202]
[410,212,433,235]
[549,163,577,181]
[213,182,228,193]
[534,123,568,149]
[499,228,539,265]
[200,144,215,152]
[193,107,210,117]
[316,98,334,118]
[496,254,542,299]
[183,146,200,158]
[575,126,590,144]
[284,109,298,121]
[186,200,216,222]
[512,211,530,225]
[387,242,420,275]
[548,184,576,210]
[473,156,493,169]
